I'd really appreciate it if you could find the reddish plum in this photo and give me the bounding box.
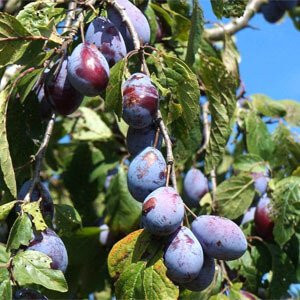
[251,172,269,195]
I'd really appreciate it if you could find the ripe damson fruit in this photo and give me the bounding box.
[107,0,150,50]
[164,226,203,283]
[67,42,110,96]
[27,228,68,272]
[122,73,159,129]
[127,147,166,202]
[183,255,215,291]
[261,0,285,23]
[191,215,247,261]
[254,195,274,240]
[278,0,298,10]
[14,288,48,300]
[44,60,83,115]
[241,207,256,225]
[142,187,184,236]
[252,172,269,195]
[85,17,127,67]
[183,168,209,207]
[126,125,162,157]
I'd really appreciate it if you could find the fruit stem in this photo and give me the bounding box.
[184,204,197,219]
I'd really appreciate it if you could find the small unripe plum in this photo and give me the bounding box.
[164,226,203,283]
[127,147,166,202]
[85,17,127,67]
[191,215,247,261]
[261,1,285,23]
[122,73,159,128]
[45,60,83,115]
[27,228,68,272]
[254,195,274,240]
[67,42,110,96]
[126,125,162,156]
[241,207,256,225]
[251,172,269,195]
[183,168,209,207]
[142,187,184,236]
[278,0,298,10]
[183,255,215,291]
[107,0,150,50]
[14,288,48,300]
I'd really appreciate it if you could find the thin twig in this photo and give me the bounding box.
[197,101,210,156]
[210,169,217,209]
[184,204,197,219]
[0,36,49,42]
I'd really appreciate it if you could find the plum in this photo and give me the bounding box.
[44,60,83,115]
[127,147,166,202]
[241,207,256,225]
[107,0,150,50]
[183,255,215,291]
[122,73,159,128]
[18,180,54,220]
[164,226,203,283]
[183,168,209,207]
[85,17,127,67]
[261,0,285,23]
[14,288,48,300]
[67,42,110,96]
[191,215,247,261]
[126,125,162,156]
[142,187,184,236]
[254,195,274,239]
[278,0,298,10]
[251,172,269,195]
[99,224,114,246]
[27,228,68,272]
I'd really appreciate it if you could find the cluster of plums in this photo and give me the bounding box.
[260,0,298,23]
[42,0,150,115]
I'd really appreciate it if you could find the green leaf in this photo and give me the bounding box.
[12,250,68,292]
[105,166,141,235]
[272,176,300,247]
[0,244,10,282]
[0,89,17,198]
[22,201,47,231]
[233,154,267,173]
[144,5,159,44]
[215,175,255,219]
[210,0,223,19]
[6,214,32,251]
[279,99,300,126]
[252,94,286,118]
[0,280,11,300]
[245,111,274,161]
[105,59,126,118]
[0,201,17,221]
[185,0,203,67]
[223,0,248,18]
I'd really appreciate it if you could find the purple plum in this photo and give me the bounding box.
[261,0,285,23]
[241,207,256,225]
[27,228,68,272]
[183,255,215,291]
[191,215,247,261]
[85,17,127,67]
[67,42,110,96]
[251,172,269,195]
[278,0,298,10]
[164,226,203,283]
[142,186,184,236]
[126,125,162,156]
[127,147,166,202]
[14,288,48,300]
[183,168,209,207]
[45,60,83,115]
[99,224,114,246]
[122,73,159,129]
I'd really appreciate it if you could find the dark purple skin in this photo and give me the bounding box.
[14,288,48,300]
[67,42,110,97]
[27,228,68,272]
[251,172,269,195]
[85,17,127,67]
[126,125,162,157]
[107,0,150,51]
[127,147,166,202]
[191,215,247,261]
[44,60,83,115]
[277,0,298,10]
[142,187,184,236]
[122,73,159,129]
[261,0,285,23]
[164,226,203,283]
[183,168,209,207]
[182,255,215,291]
[17,180,54,220]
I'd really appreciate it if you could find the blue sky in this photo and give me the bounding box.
[201,0,300,101]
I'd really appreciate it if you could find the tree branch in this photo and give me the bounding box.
[204,0,266,41]
[0,36,49,42]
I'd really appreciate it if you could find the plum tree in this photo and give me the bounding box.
[252,172,269,195]
[254,195,274,239]
[44,60,83,115]
[27,228,68,272]
[122,73,159,129]
[127,147,166,201]
[14,288,48,300]
[260,0,285,23]
[85,17,127,67]
[191,215,247,260]
[126,125,162,156]
[164,226,203,283]
[107,0,150,50]
[182,255,215,291]
[142,186,184,236]
[183,168,209,207]
[67,42,110,96]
